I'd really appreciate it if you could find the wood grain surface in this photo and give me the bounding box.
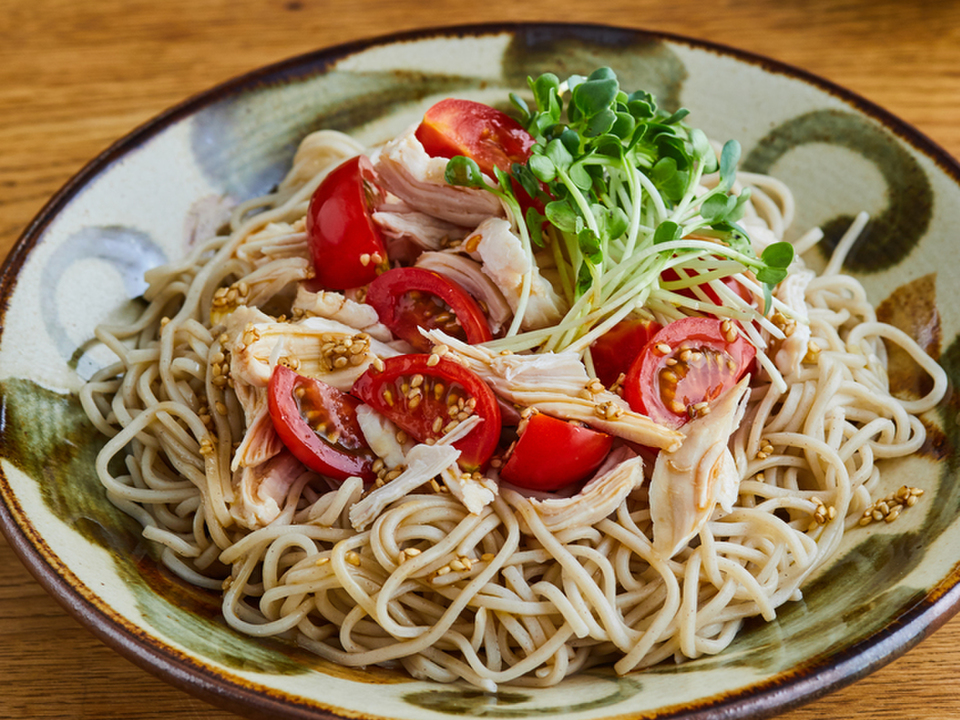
[3,1,960,718]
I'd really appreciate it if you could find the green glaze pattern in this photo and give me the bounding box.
[1,23,959,720]
[742,109,934,272]
[404,675,643,716]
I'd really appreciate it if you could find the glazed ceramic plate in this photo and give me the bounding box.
[1,22,958,720]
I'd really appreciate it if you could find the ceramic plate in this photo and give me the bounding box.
[2,22,958,720]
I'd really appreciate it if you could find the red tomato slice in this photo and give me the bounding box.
[352,354,501,470]
[500,413,613,492]
[589,318,661,388]
[623,317,756,430]
[306,155,388,290]
[268,365,376,482]
[366,267,492,352]
[415,98,535,177]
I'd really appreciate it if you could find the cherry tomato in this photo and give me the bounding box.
[660,266,755,307]
[366,267,492,353]
[268,365,376,482]
[352,354,501,470]
[500,413,613,492]
[415,98,535,177]
[623,317,756,430]
[589,318,662,388]
[306,155,388,290]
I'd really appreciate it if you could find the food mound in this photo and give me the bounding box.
[81,68,946,689]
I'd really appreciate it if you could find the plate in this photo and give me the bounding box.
[2,22,959,720]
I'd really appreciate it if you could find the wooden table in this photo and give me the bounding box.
[3,0,960,717]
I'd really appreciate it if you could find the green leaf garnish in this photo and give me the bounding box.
[444,156,486,188]
[439,67,797,362]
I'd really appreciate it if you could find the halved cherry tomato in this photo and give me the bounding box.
[589,318,662,388]
[415,98,535,177]
[623,317,756,430]
[366,267,492,352]
[660,266,755,307]
[268,365,376,482]
[306,155,388,290]
[352,354,501,470]
[500,412,613,492]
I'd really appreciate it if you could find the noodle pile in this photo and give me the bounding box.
[80,126,947,690]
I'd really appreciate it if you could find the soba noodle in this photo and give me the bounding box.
[80,115,947,690]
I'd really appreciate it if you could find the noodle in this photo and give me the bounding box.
[80,100,947,690]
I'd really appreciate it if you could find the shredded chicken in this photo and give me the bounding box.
[508,450,643,532]
[355,403,411,470]
[230,381,284,470]
[649,377,751,559]
[441,466,498,515]
[464,218,566,330]
[231,450,309,529]
[424,330,683,452]
[224,307,399,392]
[348,443,460,530]
[373,202,469,252]
[373,125,502,227]
[292,286,394,343]
[773,268,815,376]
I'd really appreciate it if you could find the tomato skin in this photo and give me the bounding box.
[589,318,662,388]
[268,365,376,482]
[366,267,492,352]
[623,317,756,430]
[306,155,388,290]
[415,99,535,177]
[500,413,613,492]
[352,354,501,470]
